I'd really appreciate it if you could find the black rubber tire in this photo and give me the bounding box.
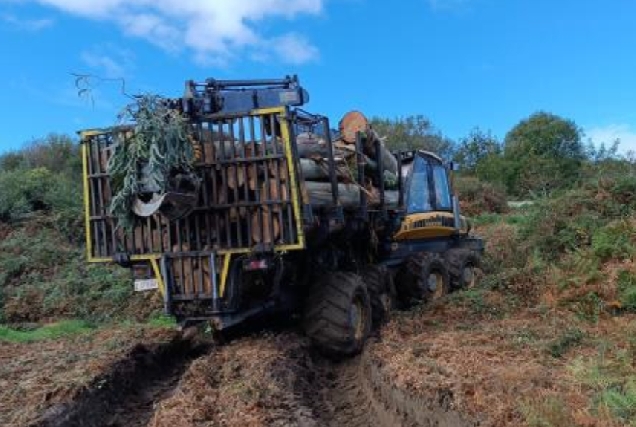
[303,272,372,357]
[361,265,397,327]
[397,253,451,305]
[445,249,481,290]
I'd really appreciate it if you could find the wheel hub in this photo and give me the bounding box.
[428,272,444,299]
[350,297,366,341]
[462,266,475,288]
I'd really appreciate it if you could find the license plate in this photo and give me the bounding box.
[134,278,159,292]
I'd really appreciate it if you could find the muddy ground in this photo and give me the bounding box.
[1,326,475,427]
[3,307,634,427]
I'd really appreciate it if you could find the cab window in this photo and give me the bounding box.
[406,156,432,213]
[432,165,452,210]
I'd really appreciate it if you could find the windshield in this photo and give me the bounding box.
[405,154,452,213]
[406,156,432,213]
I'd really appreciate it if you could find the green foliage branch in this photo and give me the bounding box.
[107,95,194,229]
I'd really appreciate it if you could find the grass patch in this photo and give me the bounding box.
[0,319,95,342]
[473,212,502,226]
[0,315,177,344]
[146,313,177,328]
[569,341,636,426]
[520,395,575,427]
[547,328,584,358]
[617,270,636,311]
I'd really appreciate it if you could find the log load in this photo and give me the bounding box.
[304,182,399,209]
[294,110,400,211]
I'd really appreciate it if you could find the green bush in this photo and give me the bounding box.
[0,224,159,324]
[548,328,584,358]
[455,176,508,216]
[591,221,636,262]
[519,176,636,260]
[4,134,82,174]
[617,270,636,312]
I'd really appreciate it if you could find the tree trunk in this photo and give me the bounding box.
[304,181,399,208]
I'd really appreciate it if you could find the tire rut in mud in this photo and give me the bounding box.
[33,331,473,427]
[303,341,475,427]
[32,337,210,427]
[307,356,414,427]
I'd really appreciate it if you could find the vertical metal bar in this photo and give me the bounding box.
[94,138,107,256]
[246,115,257,246]
[166,217,173,254]
[200,122,213,249]
[375,137,385,213]
[287,115,302,243]
[228,119,243,246]
[87,139,99,257]
[194,214,202,251]
[356,132,367,217]
[176,220,186,295]
[198,255,205,297]
[204,180,212,249]
[269,112,280,156]
[397,152,404,209]
[324,117,339,207]
[262,116,275,246]
[160,255,171,315]
[209,253,220,312]
[181,251,196,298]
[82,142,94,259]
[146,217,153,253]
[103,134,117,255]
[157,216,164,253]
[278,109,305,249]
[239,117,250,247]
[210,155,221,249]
[270,113,285,243]
[185,214,193,251]
[219,120,232,248]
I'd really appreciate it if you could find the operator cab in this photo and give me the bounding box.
[393,150,469,240]
[403,151,453,214]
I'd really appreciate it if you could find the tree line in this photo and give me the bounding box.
[370,112,635,199]
[1,110,634,224]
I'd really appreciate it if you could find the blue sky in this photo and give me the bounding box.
[1,0,636,153]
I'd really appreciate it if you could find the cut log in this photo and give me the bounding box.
[339,111,369,144]
[226,165,245,190]
[305,181,399,209]
[261,181,289,213]
[297,132,328,158]
[364,129,398,175]
[268,160,288,182]
[299,158,353,182]
[299,157,397,188]
[251,207,281,244]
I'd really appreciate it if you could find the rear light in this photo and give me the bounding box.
[244,259,269,271]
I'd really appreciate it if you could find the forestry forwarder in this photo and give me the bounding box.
[80,76,484,357]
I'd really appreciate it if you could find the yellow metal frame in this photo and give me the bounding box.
[393,211,469,241]
[81,107,305,298]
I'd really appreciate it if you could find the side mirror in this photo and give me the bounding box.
[448,161,460,171]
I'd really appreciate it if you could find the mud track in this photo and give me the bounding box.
[305,349,474,427]
[31,337,209,427]
[33,333,474,427]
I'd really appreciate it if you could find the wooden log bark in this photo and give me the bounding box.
[251,207,281,244]
[364,130,398,175]
[304,181,399,208]
[299,157,397,188]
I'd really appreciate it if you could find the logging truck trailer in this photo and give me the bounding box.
[80,76,483,356]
